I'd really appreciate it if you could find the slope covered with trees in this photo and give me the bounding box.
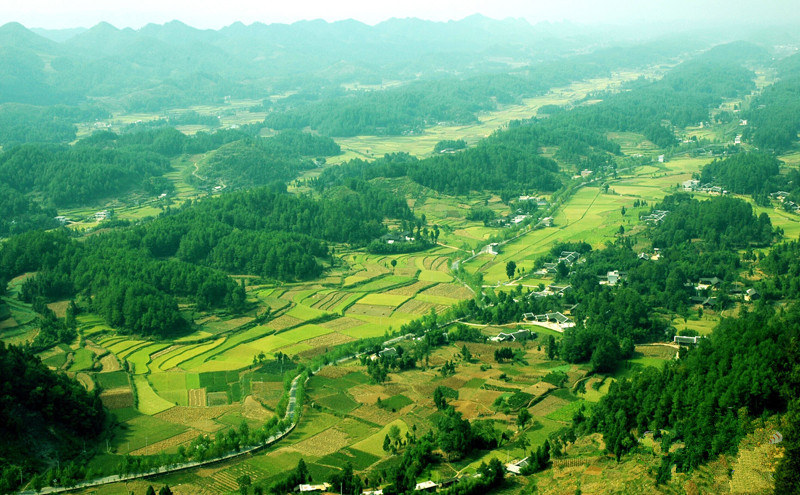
[0,342,107,493]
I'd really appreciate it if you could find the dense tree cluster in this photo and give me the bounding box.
[0,183,59,236]
[0,103,108,146]
[0,142,171,207]
[743,52,800,151]
[194,132,339,190]
[0,343,106,493]
[699,152,782,195]
[582,305,799,470]
[651,194,773,248]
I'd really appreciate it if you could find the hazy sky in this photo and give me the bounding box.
[3,0,799,30]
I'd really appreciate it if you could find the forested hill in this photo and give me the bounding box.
[0,126,340,237]
[0,17,690,112]
[743,51,800,151]
[313,56,755,196]
[0,342,107,493]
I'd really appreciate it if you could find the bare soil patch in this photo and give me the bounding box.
[188,388,208,407]
[303,332,354,348]
[319,317,365,332]
[268,314,304,331]
[292,427,350,457]
[346,304,394,317]
[129,430,198,456]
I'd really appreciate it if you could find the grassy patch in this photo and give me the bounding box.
[317,448,380,471]
[69,347,95,372]
[316,392,361,414]
[378,394,414,411]
[132,375,175,415]
[95,371,130,389]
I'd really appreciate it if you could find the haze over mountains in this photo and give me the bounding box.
[0,16,795,113]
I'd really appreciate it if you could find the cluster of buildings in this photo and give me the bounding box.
[640,210,669,224]
[536,251,580,276]
[771,191,800,213]
[522,311,575,329]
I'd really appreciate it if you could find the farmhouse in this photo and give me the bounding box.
[641,210,669,224]
[54,215,68,224]
[512,214,530,225]
[414,481,438,492]
[548,284,572,296]
[696,277,721,290]
[482,242,500,255]
[531,312,574,329]
[674,335,704,345]
[297,483,331,492]
[490,329,534,342]
[682,179,699,191]
[542,262,558,274]
[94,210,110,221]
[559,251,579,264]
[541,216,554,227]
[506,457,530,475]
[379,347,398,358]
[745,288,760,301]
[604,270,625,286]
[381,231,413,244]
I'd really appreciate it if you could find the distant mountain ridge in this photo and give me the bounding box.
[0,16,616,110]
[0,17,777,112]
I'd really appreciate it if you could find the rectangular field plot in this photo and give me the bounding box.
[315,392,361,414]
[111,413,188,455]
[317,448,380,471]
[286,304,329,321]
[354,276,415,292]
[95,371,130,389]
[418,270,453,282]
[357,293,411,307]
[346,304,394,317]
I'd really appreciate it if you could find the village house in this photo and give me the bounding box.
[601,270,626,286]
[548,284,572,296]
[506,457,530,475]
[481,243,500,255]
[297,483,331,492]
[414,480,438,492]
[674,335,704,345]
[559,251,579,264]
[527,312,574,329]
[378,347,397,358]
[682,179,699,191]
[641,210,669,224]
[745,288,760,301]
[490,329,534,343]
